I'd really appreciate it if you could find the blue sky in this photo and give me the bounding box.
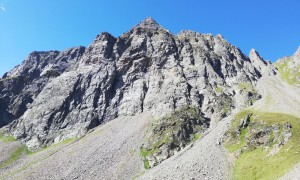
[0,0,299,76]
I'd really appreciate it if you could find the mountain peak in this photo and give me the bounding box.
[134,17,162,30]
[249,49,263,61]
[142,17,158,24]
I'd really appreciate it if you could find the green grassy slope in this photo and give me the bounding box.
[225,110,300,179]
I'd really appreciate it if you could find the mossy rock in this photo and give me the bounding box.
[215,93,234,117]
[237,82,261,106]
[140,106,209,169]
[225,111,300,179]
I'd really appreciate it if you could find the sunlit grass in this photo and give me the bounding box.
[1,137,77,179]
[226,110,300,179]
[0,131,16,143]
[0,145,31,169]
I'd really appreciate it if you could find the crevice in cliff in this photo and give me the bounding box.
[141,81,149,113]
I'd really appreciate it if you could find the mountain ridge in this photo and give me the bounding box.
[0,18,275,149]
[1,18,300,180]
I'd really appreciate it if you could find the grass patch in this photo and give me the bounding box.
[265,95,273,107]
[215,86,224,93]
[143,160,150,170]
[1,137,77,179]
[0,131,16,143]
[140,147,157,170]
[140,147,159,159]
[184,133,202,147]
[226,110,300,179]
[51,138,77,147]
[238,82,253,91]
[226,128,248,153]
[29,137,77,155]
[0,145,31,169]
[193,133,201,141]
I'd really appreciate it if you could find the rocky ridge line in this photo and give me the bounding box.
[0,18,276,149]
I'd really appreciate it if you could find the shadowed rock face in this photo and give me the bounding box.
[0,18,275,149]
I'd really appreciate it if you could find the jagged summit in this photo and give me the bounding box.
[94,32,115,41]
[133,17,164,31]
[0,18,277,151]
[249,49,264,62]
[249,49,276,76]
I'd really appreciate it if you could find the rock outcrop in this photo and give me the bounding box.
[249,49,276,76]
[226,113,292,154]
[0,18,275,150]
[140,106,209,168]
[275,47,300,85]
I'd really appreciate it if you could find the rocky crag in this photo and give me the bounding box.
[0,17,275,151]
[275,47,300,85]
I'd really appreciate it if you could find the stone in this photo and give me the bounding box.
[239,114,252,129]
[249,49,277,76]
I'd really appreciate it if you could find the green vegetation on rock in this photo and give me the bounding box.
[225,110,300,179]
[140,106,209,169]
[142,159,151,170]
[275,58,300,85]
[215,86,224,94]
[237,82,261,105]
[238,82,253,91]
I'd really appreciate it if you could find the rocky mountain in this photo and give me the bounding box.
[0,18,271,150]
[0,18,299,180]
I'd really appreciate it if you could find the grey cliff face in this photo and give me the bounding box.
[0,47,85,127]
[0,18,275,149]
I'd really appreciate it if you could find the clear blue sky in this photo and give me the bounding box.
[1,0,300,76]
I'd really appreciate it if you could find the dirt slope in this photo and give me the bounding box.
[0,113,152,180]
